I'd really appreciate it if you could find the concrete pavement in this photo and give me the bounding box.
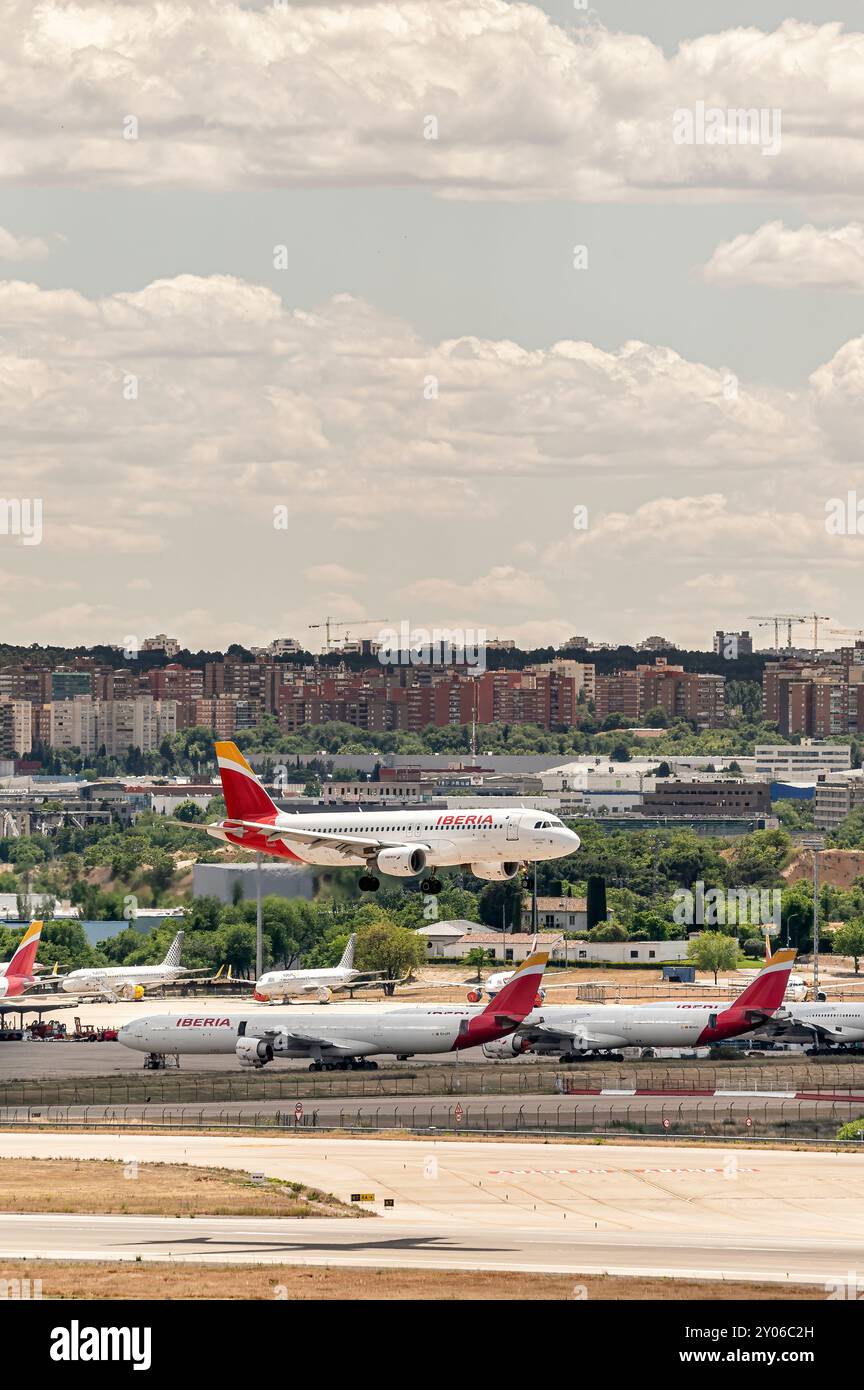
[0,1131,862,1281]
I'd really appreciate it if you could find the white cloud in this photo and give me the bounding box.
[703,221,864,289]
[404,566,555,612]
[0,225,56,261]
[0,270,862,647]
[3,5,864,203]
[304,564,364,586]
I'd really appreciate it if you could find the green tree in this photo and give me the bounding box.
[586,874,607,930]
[831,921,864,973]
[477,878,522,931]
[465,946,491,981]
[587,920,627,942]
[355,919,425,995]
[644,705,669,728]
[686,931,739,984]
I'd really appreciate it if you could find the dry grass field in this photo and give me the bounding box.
[0,1262,825,1301]
[0,1158,361,1218]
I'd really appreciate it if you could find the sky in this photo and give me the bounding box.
[1,0,864,654]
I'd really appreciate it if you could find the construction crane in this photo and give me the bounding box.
[801,613,831,651]
[830,627,864,647]
[748,613,829,652]
[308,616,389,654]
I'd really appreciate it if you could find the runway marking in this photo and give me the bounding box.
[488,1166,761,1176]
[564,1088,864,1103]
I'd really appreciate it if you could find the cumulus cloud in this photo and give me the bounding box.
[0,269,862,647]
[0,225,56,261]
[703,221,864,289]
[2,4,864,203]
[404,566,555,611]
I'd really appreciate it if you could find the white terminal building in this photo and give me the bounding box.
[754,742,852,778]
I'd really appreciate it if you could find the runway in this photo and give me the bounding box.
[0,1132,862,1283]
[0,1211,858,1283]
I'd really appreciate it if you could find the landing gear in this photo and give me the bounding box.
[358,874,380,892]
[420,877,442,895]
[308,1057,379,1072]
[143,1052,179,1071]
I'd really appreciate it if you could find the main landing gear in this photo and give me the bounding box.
[420,877,442,895]
[358,874,380,892]
[308,1058,379,1072]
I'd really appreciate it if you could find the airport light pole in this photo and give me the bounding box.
[812,846,820,1002]
[255,852,263,982]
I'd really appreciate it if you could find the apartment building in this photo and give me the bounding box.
[49,696,177,757]
[814,772,864,830]
[0,699,32,757]
[595,658,726,729]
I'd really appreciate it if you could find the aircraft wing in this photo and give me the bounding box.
[220,818,430,860]
[520,1019,629,1050]
[255,1028,368,1056]
[751,1012,845,1043]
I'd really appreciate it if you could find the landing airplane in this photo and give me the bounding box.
[482,949,797,1060]
[60,931,209,1002]
[206,742,580,893]
[117,950,550,1071]
[0,921,43,998]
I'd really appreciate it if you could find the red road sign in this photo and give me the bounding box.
[454,1102,464,1123]
[745,1115,753,1128]
[662,1117,670,1130]
[294,1102,303,1120]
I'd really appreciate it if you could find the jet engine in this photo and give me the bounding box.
[235,1036,274,1068]
[376,845,427,877]
[482,1035,532,1059]
[469,861,520,881]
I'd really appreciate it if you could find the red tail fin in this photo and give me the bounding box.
[6,921,42,980]
[215,742,280,821]
[482,951,548,1022]
[734,948,797,1013]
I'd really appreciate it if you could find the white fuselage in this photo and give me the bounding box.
[776,1002,864,1043]
[209,807,580,869]
[62,965,187,997]
[119,1003,511,1060]
[254,966,360,1001]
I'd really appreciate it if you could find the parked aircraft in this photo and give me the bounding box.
[117,949,550,1070]
[60,931,208,1002]
[0,921,43,998]
[754,999,864,1052]
[254,934,363,1002]
[206,742,580,893]
[482,949,798,1060]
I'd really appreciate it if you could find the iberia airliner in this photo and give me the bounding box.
[0,921,43,998]
[207,742,580,893]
